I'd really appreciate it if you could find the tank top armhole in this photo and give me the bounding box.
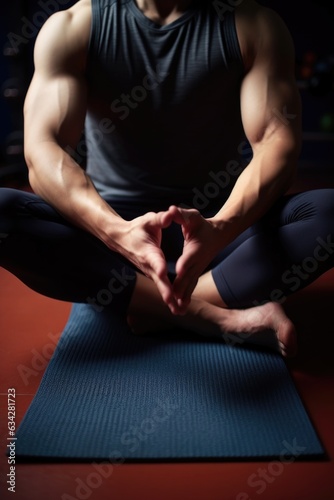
[222,11,245,75]
[86,0,101,76]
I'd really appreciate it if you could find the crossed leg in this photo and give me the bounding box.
[127,271,298,357]
[128,189,334,358]
[1,187,333,358]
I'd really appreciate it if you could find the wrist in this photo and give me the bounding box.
[98,212,129,252]
[208,215,238,250]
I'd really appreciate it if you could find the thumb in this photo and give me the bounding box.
[156,209,176,229]
[168,205,198,226]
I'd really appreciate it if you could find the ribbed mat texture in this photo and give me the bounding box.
[14,303,325,461]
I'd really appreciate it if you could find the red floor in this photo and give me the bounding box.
[1,178,334,500]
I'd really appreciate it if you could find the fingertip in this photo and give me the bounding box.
[158,211,169,226]
[168,204,178,212]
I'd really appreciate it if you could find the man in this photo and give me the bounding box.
[1,0,333,357]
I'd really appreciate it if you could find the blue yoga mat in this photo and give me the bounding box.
[14,303,325,461]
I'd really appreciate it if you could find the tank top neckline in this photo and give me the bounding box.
[125,0,200,31]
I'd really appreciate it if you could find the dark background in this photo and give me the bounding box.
[0,0,333,184]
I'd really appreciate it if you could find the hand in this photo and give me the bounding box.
[168,205,223,312]
[113,210,181,314]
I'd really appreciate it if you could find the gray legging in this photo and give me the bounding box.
[0,188,333,313]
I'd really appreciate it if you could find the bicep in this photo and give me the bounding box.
[239,8,302,157]
[24,72,87,151]
[24,10,88,155]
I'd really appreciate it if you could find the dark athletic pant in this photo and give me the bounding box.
[0,187,334,314]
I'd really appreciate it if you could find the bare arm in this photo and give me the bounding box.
[211,2,302,239]
[24,4,179,313]
[24,4,122,241]
[172,2,302,307]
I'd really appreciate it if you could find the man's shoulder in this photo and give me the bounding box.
[235,0,293,69]
[46,0,92,38]
[236,0,281,20]
[34,0,92,73]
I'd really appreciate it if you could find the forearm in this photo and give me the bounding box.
[25,140,125,249]
[210,143,298,247]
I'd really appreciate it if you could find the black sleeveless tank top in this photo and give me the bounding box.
[85,0,247,214]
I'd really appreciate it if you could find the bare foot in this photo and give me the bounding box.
[218,302,297,358]
[128,301,297,358]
